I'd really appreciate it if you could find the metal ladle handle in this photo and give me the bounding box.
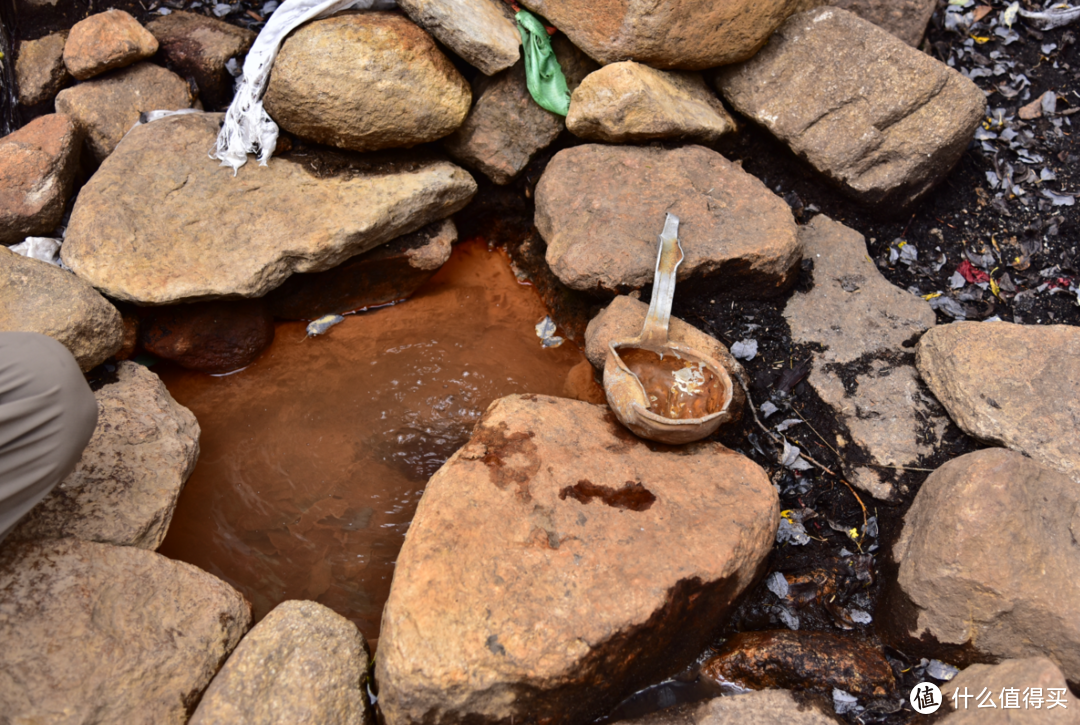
[639,213,684,349]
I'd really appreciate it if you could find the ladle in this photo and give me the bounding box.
[603,213,734,444]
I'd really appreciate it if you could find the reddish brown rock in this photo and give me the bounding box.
[146,11,255,110]
[376,394,779,724]
[0,113,81,243]
[63,9,159,81]
[398,0,520,76]
[55,62,195,162]
[535,144,801,295]
[941,658,1080,723]
[15,31,70,106]
[267,218,456,320]
[629,690,840,725]
[141,299,275,374]
[831,0,936,46]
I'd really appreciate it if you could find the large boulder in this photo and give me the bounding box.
[190,600,373,725]
[831,0,936,46]
[140,299,276,373]
[145,11,256,109]
[61,113,477,305]
[0,113,81,243]
[941,658,1080,723]
[535,144,801,295]
[0,246,123,370]
[891,449,1080,682]
[784,216,941,499]
[9,362,199,549]
[916,321,1080,483]
[263,11,471,153]
[63,9,159,80]
[54,62,195,162]
[15,31,70,106]
[567,62,735,144]
[398,0,519,76]
[0,538,251,725]
[376,394,778,724]
[517,0,823,69]
[715,8,985,210]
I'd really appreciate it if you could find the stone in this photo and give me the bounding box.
[517,0,823,69]
[55,62,195,162]
[398,0,519,76]
[145,11,256,110]
[15,31,70,106]
[0,538,250,725]
[190,600,373,725]
[263,12,471,153]
[584,295,746,420]
[0,113,81,243]
[916,321,1080,483]
[940,658,1080,723]
[63,9,159,81]
[9,362,199,549]
[0,246,123,371]
[535,144,801,295]
[627,689,839,725]
[784,216,941,499]
[61,113,477,305]
[376,394,779,724]
[140,299,276,374]
[715,8,986,210]
[891,448,1080,681]
[267,218,455,320]
[567,62,735,144]
[830,0,936,46]
[442,35,597,185]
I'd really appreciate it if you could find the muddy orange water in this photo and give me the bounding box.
[158,241,590,642]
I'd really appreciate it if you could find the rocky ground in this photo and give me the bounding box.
[2,0,1080,723]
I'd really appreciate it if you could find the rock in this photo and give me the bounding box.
[535,144,801,295]
[584,294,746,420]
[784,216,941,499]
[267,218,455,320]
[714,8,985,210]
[190,600,373,725]
[376,394,778,724]
[891,448,1080,682]
[517,0,822,69]
[0,538,250,725]
[442,35,597,185]
[15,31,71,106]
[63,9,159,81]
[917,321,1080,483]
[830,0,936,46]
[54,62,195,162]
[566,62,735,144]
[145,11,256,109]
[398,0,519,76]
[940,658,1080,723]
[9,362,199,549]
[0,246,123,370]
[61,113,477,305]
[140,299,276,373]
[0,113,81,243]
[628,689,839,725]
[263,11,471,153]
[562,359,607,405]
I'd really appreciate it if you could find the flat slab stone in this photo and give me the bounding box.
[191,600,373,725]
[715,8,985,210]
[0,246,123,370]
[376,394,778,724]
[15,31,70,106]
[9,362,199,549]
[916,321,1080,483]
[535,144,801,295]
[0,113,81,243]
[891,448,1080,682]
[398,0,520,76]
[63,9,158,80]
[61,113,477,304]
[941,658,1080,723]
[0,538,250,725]
[831,0,936,46]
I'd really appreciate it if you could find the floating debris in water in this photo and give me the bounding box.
[781,440,813,471]
[927,659,961,681]
[766,571,790,599]
[306,314,345,337]
[774,605,800,630]
[776,518,810,546]
[534,316,565,348]
[760,400,779,418]
[833,688,861,715]
[730,339,758,360]
[774,418,801,433]
[847,607,873,625]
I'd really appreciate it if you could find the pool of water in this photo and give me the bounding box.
[157,240,591,642]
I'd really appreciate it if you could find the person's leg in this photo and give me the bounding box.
[0,332,98,544]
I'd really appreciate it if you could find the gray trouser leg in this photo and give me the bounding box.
[0,332,98,544]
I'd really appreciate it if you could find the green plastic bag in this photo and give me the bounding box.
[516,9,571,116]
